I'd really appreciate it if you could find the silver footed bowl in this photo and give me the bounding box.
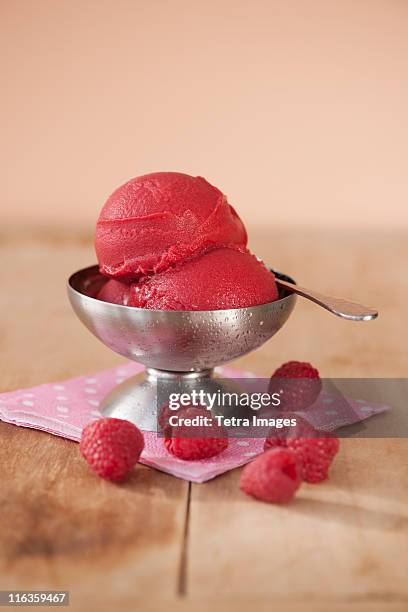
[68,264,296,429]
[67,264,296,373]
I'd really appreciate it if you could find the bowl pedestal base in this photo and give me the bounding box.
[99,367,253,432]
[100,368,215,431]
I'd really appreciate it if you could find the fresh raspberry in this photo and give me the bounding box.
[80,417,144,482]
[273,360,320,379]
[265,424,340,484]
[240,448,301,503]
[164,436,228,461]
[287,437,340,483]
[269,360,322,411]
[164,414,228,460]
[158,401,207,433]
[264,414,319,450]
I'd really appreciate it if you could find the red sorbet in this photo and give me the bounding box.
[95,172,279,311]
[95,172,247,281]
[97,279,130,305]
[98,248,278,310]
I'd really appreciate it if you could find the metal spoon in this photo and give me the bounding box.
[275,277,378,321]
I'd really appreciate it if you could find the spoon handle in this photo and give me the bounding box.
[275,278,378,321]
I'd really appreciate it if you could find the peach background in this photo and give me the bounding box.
[1,0,408,232]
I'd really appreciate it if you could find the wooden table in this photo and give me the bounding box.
[1,228,407,612]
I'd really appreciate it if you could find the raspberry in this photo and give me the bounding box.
[269,360,322,411]
[287,437,340,483]
[164,436,228,460]
[158,401,207,433]
[265,425,340,484]
[264,414,319,450]
[80,417,144,482]
[164,415,228,460]
[273,360,320,379]
[240,448,301,503]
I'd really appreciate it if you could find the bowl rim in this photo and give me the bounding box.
[67,264,296,315]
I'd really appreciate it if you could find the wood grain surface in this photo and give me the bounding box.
[0,228,407,611]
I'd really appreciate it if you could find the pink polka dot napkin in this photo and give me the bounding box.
[0,363,389,483]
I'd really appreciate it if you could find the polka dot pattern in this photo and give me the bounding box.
[0,362,391,483]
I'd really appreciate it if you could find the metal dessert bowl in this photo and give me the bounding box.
[68,264,296,372]
[67,264,296,429]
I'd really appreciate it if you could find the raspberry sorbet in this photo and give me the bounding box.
[95,172,278,310]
